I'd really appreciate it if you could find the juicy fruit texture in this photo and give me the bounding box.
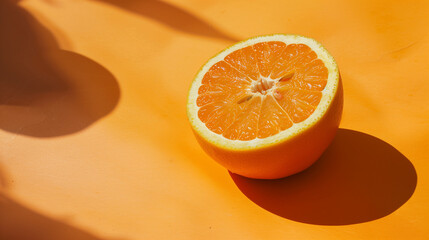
[197,42,328,141]
[187,34,342,179]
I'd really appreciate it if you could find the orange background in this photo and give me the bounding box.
[1,0,428,239]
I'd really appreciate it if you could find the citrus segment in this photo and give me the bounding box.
[270,44,312,78]
[257,95,293,138]
[222,96,262,140]
[275,87,320,123]
[224,46,260,81]
[252,41,286,77]
[196,61,250,108]
[198,92,248,134]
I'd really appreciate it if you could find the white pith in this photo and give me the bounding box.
[187,34,339,150]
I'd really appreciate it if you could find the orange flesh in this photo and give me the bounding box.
[197,41,328,140]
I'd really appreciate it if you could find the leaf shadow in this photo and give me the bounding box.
[230,129,417,225]
[92,0,238,42]
[0,0,120,137]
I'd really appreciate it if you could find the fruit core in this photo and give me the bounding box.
[250,78,275,95]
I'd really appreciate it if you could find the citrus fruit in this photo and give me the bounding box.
[187,34,343,179]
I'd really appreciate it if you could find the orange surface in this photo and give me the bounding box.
[0,0,428,239]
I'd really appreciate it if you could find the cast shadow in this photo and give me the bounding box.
[0,0,120,137]
[230,129,417,225]
[0,164,124,240]
[0,196,111,240]
[92,0,238,42]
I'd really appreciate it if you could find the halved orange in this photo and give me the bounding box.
[187,34,343,179]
